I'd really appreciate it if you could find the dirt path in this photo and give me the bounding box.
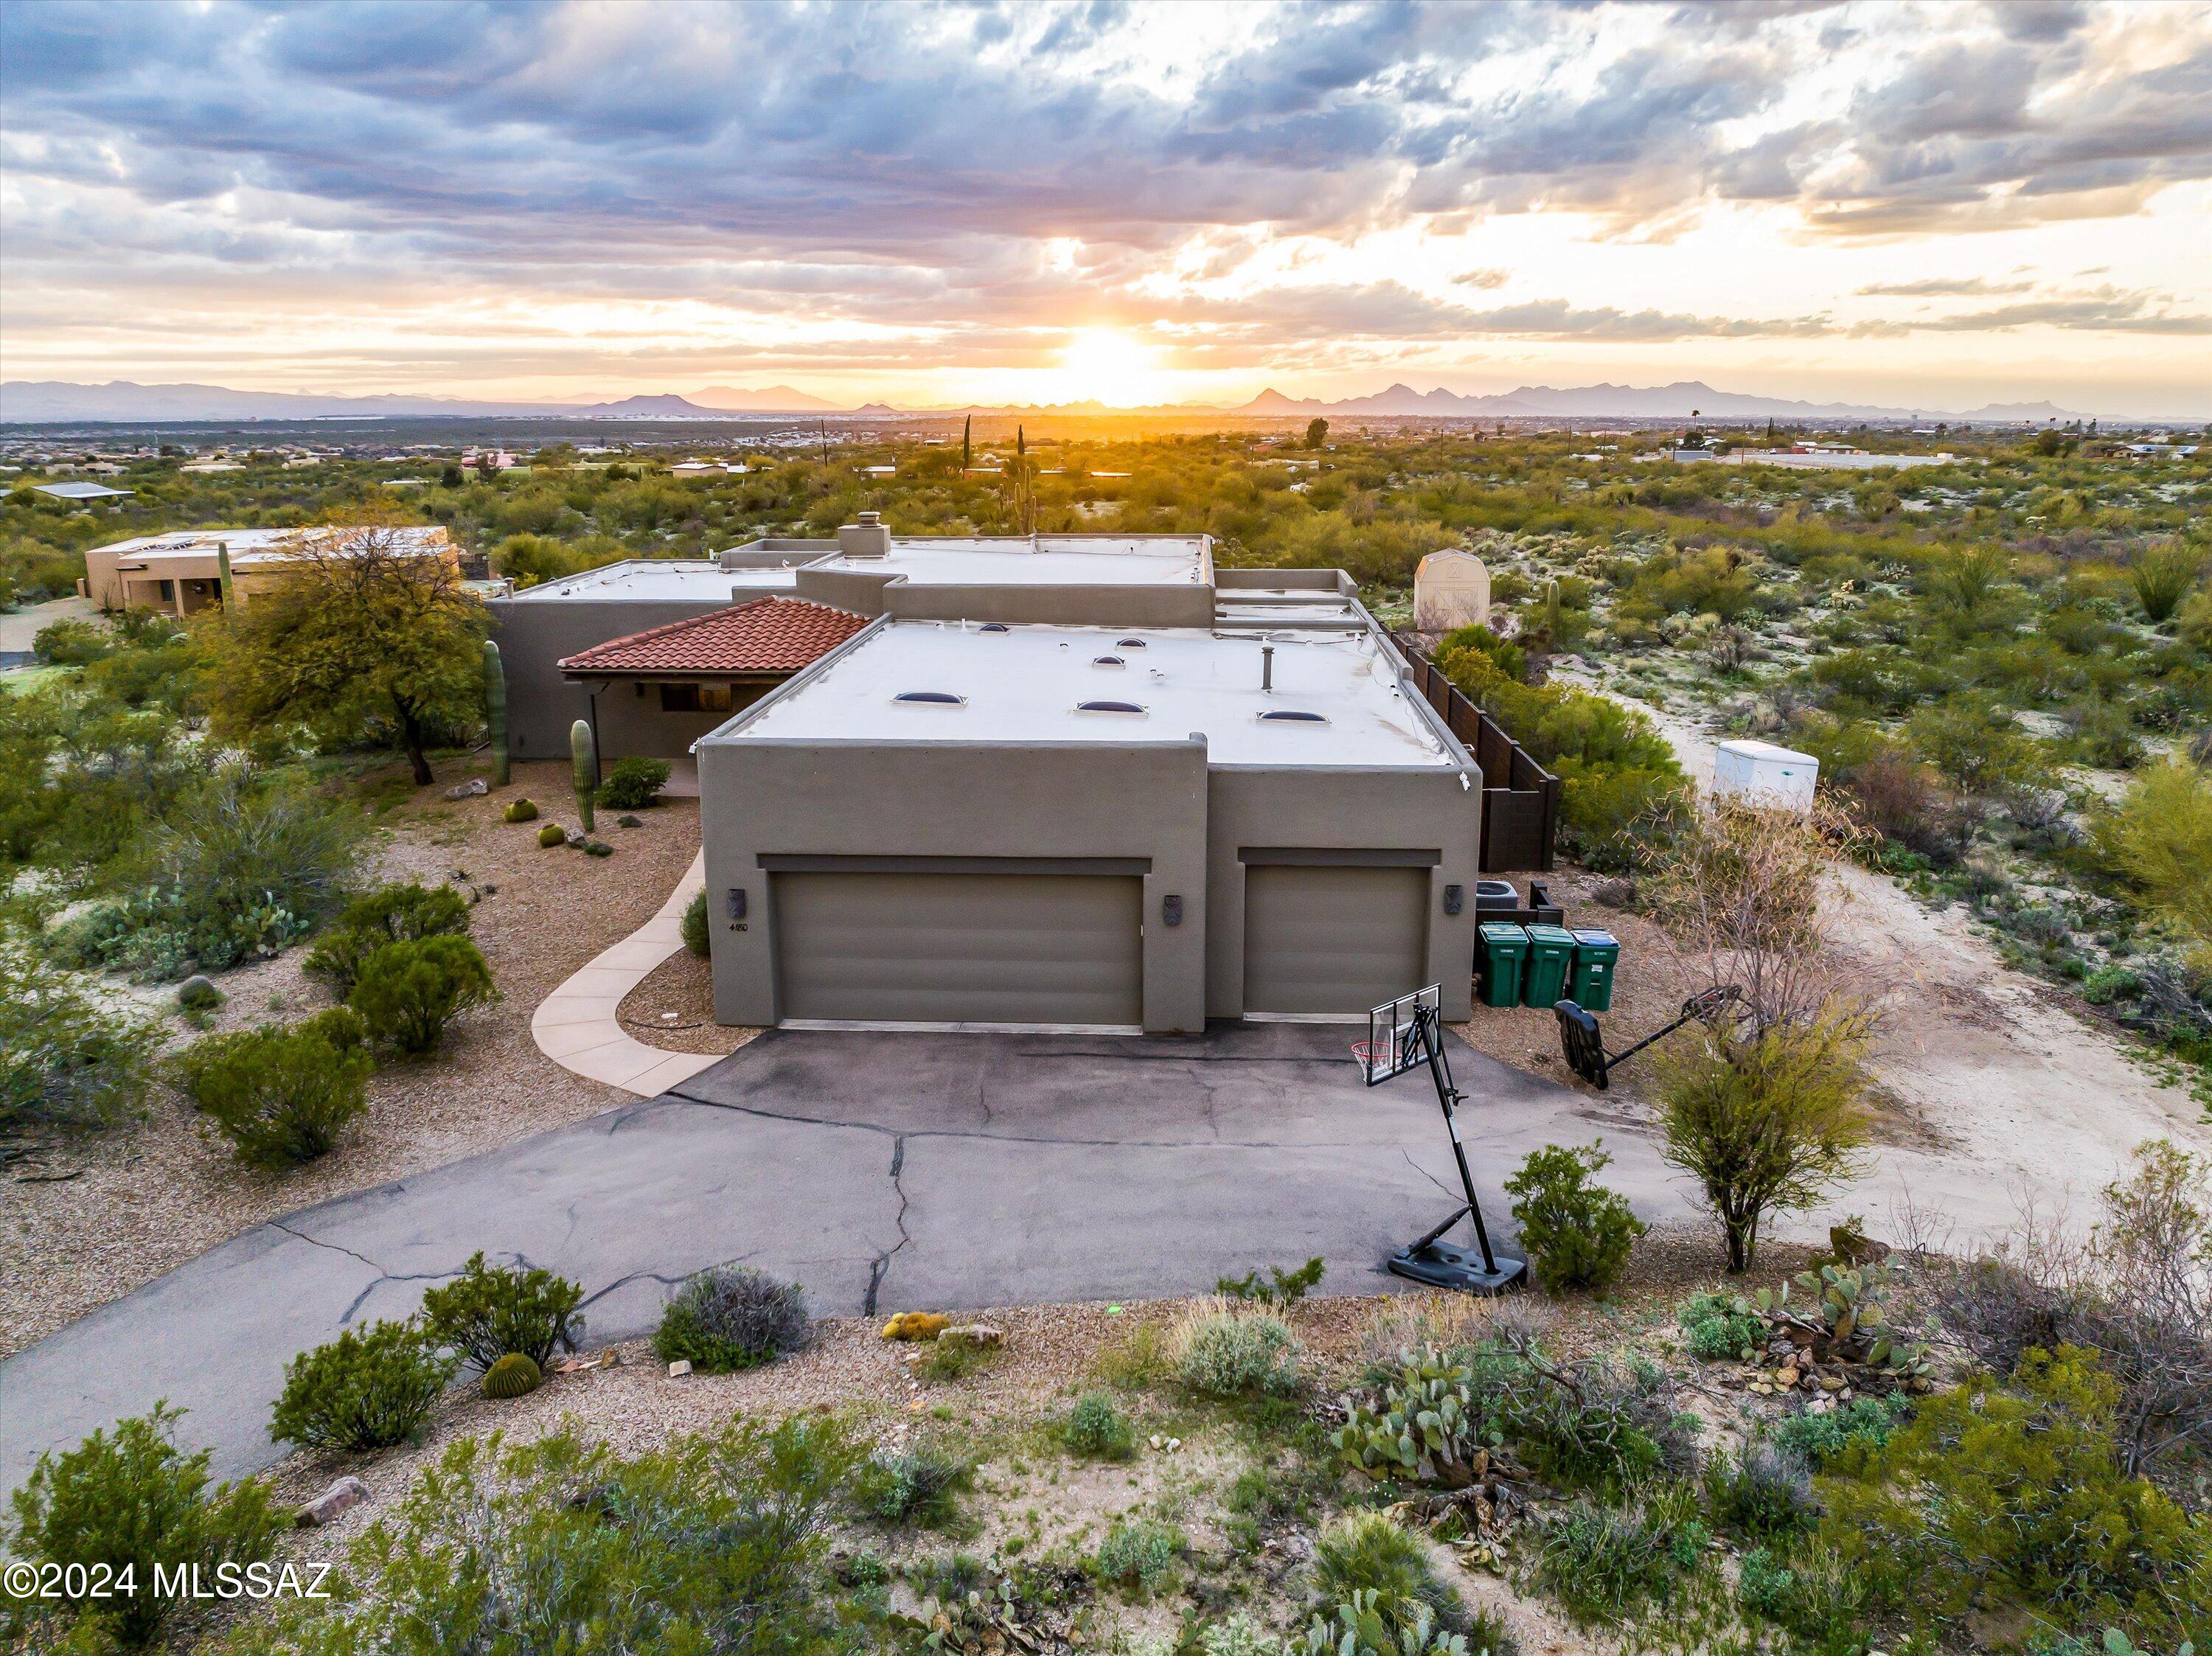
[1565,676,2209,1244]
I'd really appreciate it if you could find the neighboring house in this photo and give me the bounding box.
[78,526,459,616]
[557,596,871,759]
[32,481,133,501]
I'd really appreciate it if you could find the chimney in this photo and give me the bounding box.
[1261,644,1274,693]
[838,509,891,559]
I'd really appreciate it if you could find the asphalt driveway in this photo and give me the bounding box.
[0,1023,1687,1490]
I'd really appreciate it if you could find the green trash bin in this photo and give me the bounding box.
[1477,922,1530,1009]
[1569,928,1620,1012]
[1521,924,1577,1009]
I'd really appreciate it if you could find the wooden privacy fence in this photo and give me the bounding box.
[1393,633,1561,873]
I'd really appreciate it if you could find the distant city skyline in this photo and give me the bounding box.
[2,1,2208,418]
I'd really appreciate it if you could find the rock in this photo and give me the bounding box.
[295,1475,369,1528]
[616,814,644,828]
[667,1359,692,1378]
[444,778,489,799]
[940,1323,1004,1349]
[566,829,588,849]
[1775,1366,1800,1388]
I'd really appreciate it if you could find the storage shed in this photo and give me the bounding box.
[1713,740,1819,813]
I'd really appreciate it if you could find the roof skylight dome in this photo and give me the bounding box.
[892,691,966,706]
[1075,700,1146,715]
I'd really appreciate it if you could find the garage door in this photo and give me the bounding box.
[1242,864,1430,1016]
[773,871,1143,1026]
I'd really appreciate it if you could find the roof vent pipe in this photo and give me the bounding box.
[1261,644,1274,693]
[838,509,891,559]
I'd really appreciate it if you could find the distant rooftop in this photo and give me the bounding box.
[809,535,1209,588]
[722,622,1458,770]
[34,481,133,500]
[88,526,449,566]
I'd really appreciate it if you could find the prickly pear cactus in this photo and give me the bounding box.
[481,1352,542,1399]
[483,640,509,788]
[570,720,597,834]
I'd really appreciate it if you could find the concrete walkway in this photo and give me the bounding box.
[0,1023,1661,1491]
[529,849,717,1096]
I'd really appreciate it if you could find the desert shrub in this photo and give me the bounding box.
[1312,1511,1463,1630]
[1512,1352,1691,1489]
[1171,1307,1299,1398]
[170,1006,374,1169]
[1677,1290,1764,1361]
[1773,1394,1910,1467]
[0,947,157,1130]
[1096,1517,1183,1595]
[1064,1391,1135,1459]
[304,881,470,995]
[681,888,710,957]
[2098,761,2212,970]
[597,756,671,810]
[1819,1346,2212,1646]
[916,1329,997,1382]
[176,975,223,1011]
[33,617,114,666]
[1217,1255,1326,1307]
[417,1250,585,1372]
[5,1403,281,1649]
[1907,697,2042,799]
[1197,1612,1286,1656]
[1703,1436,1815,1537]
[221,1419,860,1655]
[858,1444,970,1528]
[1734,1544,1867,1644]
[347,933,497,1054]
[268,1320,453,1453]
[1533,1504,1672,1626]
[652,1265,809,1372]
[2131,540,2205,625]
[1654,1011,1875,1272]
[1503,1141,1644,1293]
[1435,624,1527,685]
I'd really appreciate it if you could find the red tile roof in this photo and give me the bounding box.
[558,597,870,676]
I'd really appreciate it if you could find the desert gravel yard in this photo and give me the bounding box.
[0,758,699,1356]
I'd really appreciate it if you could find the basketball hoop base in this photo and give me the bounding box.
[1388,1240,1527,1295]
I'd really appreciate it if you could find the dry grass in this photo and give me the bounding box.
[0,758,700,1356]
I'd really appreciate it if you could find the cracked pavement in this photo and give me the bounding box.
[2,1023,1677,1491]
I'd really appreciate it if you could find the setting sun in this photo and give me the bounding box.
[1047,328,1172,408]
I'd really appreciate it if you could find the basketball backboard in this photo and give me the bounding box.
[1355,984,1439,1085]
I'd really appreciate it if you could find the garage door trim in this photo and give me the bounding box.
[1238,846,1440,866]
[761,854,1150,876]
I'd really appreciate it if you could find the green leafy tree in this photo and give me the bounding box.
[209,518,488,785]
[1306,417,1329,450]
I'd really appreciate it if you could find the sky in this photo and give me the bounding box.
[2,0,2209,417]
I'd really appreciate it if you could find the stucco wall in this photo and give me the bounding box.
[585,678,781,760]
[490,596,734,757]
[697,738,1212,1033]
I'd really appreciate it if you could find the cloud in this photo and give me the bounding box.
[1855,277,2034,296]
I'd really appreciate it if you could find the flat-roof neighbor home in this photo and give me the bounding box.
[79,525,456,616]
[696,617,1483,1032]
[33,481,134,501]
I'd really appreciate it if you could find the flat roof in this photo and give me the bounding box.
[810,535,1208,588]
[89,526,447,565]
[502,560,800,602]
[725,622,1458,770]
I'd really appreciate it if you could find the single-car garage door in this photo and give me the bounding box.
[773,871,1144,1027]
[1242,863,1429,1016]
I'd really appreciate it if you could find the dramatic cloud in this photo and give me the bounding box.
[1,0,2206,408]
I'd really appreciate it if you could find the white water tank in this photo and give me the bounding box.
[1713,740,1818,813]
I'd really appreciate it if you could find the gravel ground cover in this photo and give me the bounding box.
[0,758,700,1355]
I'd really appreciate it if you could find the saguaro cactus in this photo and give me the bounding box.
[482,639,509,787]
[570,719,597,835]
[216,540,234,608]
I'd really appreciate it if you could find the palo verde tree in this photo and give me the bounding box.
[209,517,489,785]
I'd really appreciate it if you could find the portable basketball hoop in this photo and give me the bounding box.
[1554,984,1742,1090]
[1358,986,1526,1296]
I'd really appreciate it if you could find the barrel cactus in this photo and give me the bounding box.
[483,639,510,789]
[570,720,597,834]
[504,797,538,823]
[481,1352,542,1399]
[538,823,566,848]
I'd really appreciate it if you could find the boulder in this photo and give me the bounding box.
[295,1475,369,1528]
[444,778,489,800]
[667,1359,693,1378]
[939,1323,1004,1349]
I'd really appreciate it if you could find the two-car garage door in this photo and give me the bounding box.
[773,870,1144,1027]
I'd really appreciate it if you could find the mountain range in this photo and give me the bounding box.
[1,377,2085,425]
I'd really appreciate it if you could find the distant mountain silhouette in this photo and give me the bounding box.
[2,376,2101,425]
